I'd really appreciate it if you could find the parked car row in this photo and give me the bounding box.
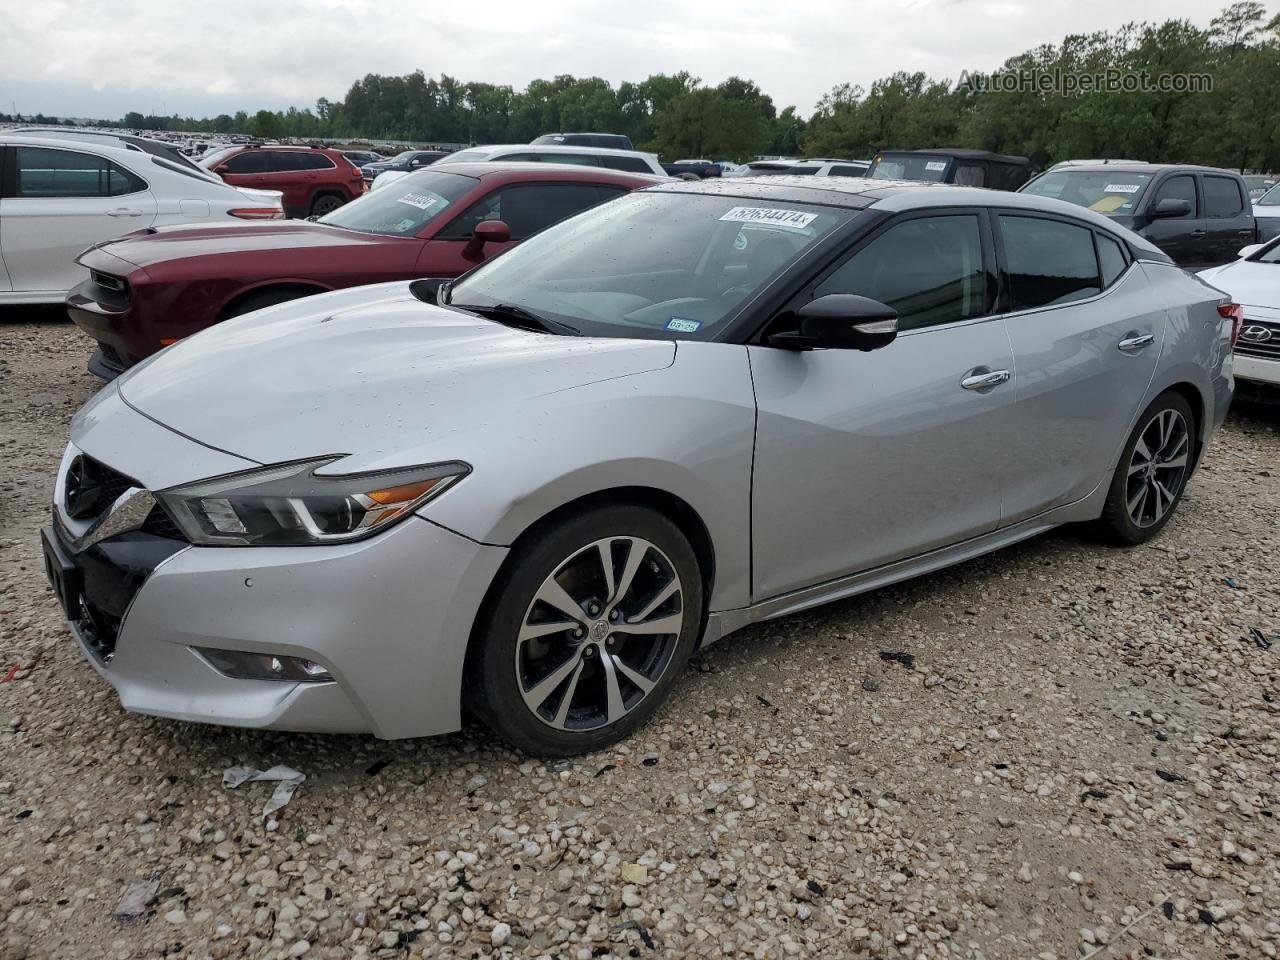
[37,165,1254,756]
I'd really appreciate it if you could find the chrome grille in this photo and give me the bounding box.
[1236,319,1280,361]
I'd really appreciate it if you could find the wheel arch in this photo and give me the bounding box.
[216,281,333,322]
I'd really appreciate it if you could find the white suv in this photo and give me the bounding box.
[0,135,283,305]
[437,143,666,177]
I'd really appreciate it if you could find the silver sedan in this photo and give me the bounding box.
[43,177,1236,755]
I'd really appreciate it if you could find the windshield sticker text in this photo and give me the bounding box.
[397,193,439,210]
[925,161,948,171]
[667,318,701,333]
[1104,184,1141,194]
[719,206,817,230]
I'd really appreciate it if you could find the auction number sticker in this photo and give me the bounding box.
[1103,184,1141,194]
[397,192,440,210]
[719,206,817,230]
[924,160,948,172]
[666,317,701,333]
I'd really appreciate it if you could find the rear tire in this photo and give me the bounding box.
[1096,391,1195,545]
[465,506,703,757]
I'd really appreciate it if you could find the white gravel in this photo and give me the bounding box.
[1,317,1278,960]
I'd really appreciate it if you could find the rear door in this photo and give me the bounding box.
[996,214,1165,522]
[1201,173,1255,265]
[1139,173,1206,268]
[0,144,157,295]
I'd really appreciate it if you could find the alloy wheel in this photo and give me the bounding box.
[516,536,684,732]
[1125,408,1190,528]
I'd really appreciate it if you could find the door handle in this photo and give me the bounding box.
[1118,333,1155,352]
[1238,229,1255,236]
[960,368,1011,391]
[106,208,143,217]
[1190,229,1206,237]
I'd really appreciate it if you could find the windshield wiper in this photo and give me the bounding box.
[450,301,580,336]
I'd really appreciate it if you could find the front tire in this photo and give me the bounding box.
[465,506,703,756]
[309,193,345,217]
[1096,391,1195,545]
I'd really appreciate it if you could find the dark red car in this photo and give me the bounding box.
[199,144,367,218]
[67,164,663,378]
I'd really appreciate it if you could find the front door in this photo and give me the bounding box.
[0,145,157,295]
[1140,173,1206,268]
[749,211,1017,599]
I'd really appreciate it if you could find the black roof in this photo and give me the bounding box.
[877,148,1031,166]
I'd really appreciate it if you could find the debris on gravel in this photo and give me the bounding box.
[1,318,1277,959]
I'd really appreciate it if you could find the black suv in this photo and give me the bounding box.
[1021,163,1256,269]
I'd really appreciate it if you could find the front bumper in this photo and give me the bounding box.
[1234,353,1280,387]
[52,514,507,738]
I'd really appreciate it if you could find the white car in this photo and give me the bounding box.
[437,143,666,177]
[1253,182,1280,243]
[0,135,284,305]
[728,158,869,178]
[1201,239,1280,396]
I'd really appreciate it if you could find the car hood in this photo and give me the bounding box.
[1199,259,1280,314]
[101,221,393,268]
[115,282,676,469]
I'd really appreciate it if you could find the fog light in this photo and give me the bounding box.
[197,647,334,682]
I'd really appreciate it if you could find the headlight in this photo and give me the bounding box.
[155,457,468,546]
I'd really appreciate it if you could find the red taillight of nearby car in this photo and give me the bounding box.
[1218,302,1244,347]
[229,208,286,220]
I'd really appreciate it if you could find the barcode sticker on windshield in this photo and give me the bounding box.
[397,193,439,210]
[1104,184,1141,194]
[667,317,701,333]
[925,161,948,172]
[719,206,817,230]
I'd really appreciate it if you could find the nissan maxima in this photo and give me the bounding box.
[43,177,1238,756]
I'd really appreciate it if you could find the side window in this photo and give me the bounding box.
[599,155,650,173]
[1096,233,1128,288]
[496,153,540,162]
[550,154,602,168]
[815,214,987,331]
[437,184,608,240]
[953,164,986,187]
[1203,176,1245,218]
[1151,175,1197,218]
[297,153,336,171]
[15,147,122,198]
[827,165,863,177]
[224,151,267,174]
[259,152,301,172]
[999,215,1101,310]
[106,163,148,196]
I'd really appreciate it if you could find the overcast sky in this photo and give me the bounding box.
[0,0,1246,121]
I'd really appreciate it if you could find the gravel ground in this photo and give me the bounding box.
[1,316,1277,960]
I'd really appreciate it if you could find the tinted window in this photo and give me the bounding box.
[439,183,610,240]
[1151,175,1197,218]
[295,152,336,171]
[223,151,268,174]
[1000,216,1101,310]
[15,147,146,198]
[495,152,540,162]
[953,164,986,187]
[1203,176,1244,218]
[545,154,601,168]
[816,215,986,331]
[261,151,306,172]
[1096,233,1128,287]
[826,165,865,177]
[599,155,651,173]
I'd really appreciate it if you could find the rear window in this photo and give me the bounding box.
[1020,171,1154,214]
[318,170,476,236]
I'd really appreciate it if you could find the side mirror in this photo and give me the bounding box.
[1150,197,1192,219]
[1237,243,1263,259]
[769,294,899,351]
[464,219,511,259]
[214,164,231,175]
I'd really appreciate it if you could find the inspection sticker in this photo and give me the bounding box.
[397,192,439,210]
[667,317,701,333]
[719,206,817,230]
[924,160,948,172]
[1103,183,1141,194]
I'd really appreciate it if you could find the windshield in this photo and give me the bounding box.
[868,154,951,182]
[1257,183,1280,206]
[199,147,237,170]
[1255,238,1280,262]
[1021,171,1153,214]
[318,170,475,236]
[447,191,851,340]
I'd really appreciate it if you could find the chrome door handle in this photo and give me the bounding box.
[1118,333,1155,352]
[107,208,143,217]
[960,369,1011,390]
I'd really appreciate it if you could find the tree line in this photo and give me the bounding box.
[11,2,1278,170]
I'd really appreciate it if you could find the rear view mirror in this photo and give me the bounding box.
[464,219,511,259]
[769,294,899,351]
[1150,198,1192,219]
[1237,243,1263,259]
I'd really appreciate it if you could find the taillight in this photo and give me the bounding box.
[229,207,284,220]
[1218,302,1244,347]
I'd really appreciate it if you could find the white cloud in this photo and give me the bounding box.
[0,0,1250,118]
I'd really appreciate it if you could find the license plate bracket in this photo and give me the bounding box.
[41,526,82,620]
